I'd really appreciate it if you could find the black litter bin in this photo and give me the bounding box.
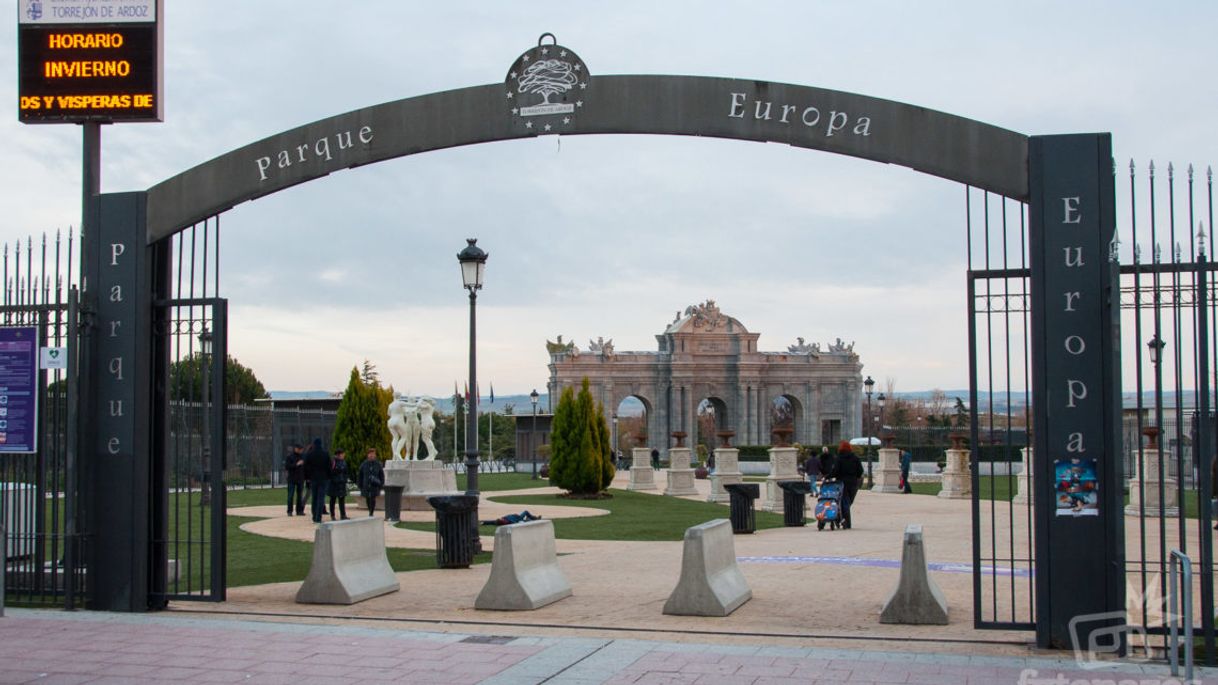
[723,483,760,534]
[778,481,813,527]
[382,485,404,523]
[428,495,479,568]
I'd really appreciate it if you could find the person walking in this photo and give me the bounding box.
[817,445,836,483]
[303,437,331,523]
[328,448,350,520]
[832,441,865,529]
[899,449,914,494]
[358,448,385,517]
[803,451,821,496]
[284,444,305,516]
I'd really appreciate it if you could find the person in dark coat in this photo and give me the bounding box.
[832,441,865,529]
[327,449,350,520]
[303,437,331,523]
[899,450,914,494]
[803,452,821,496]
[817,446,836,482]
[651,448,660,470]
[284,444,306,516]
[358,448,385,516]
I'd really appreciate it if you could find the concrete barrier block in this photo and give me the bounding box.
[879,524,949,625]
[295,517,399,605]
[475,520,572,611]
[663,519,752,617]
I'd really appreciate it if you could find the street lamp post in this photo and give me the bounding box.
[199,326,213,507]
[457,238,488,550]
[877,392,887,454]
[1148,334,1165,496]
[612,414,619,468]
[530,388,540,479]
[864,376,875,488]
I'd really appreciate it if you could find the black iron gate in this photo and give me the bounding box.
[967,163,1218,662]
[966,189,1037,630]
[0,231,85,609]
[150,220,227,604]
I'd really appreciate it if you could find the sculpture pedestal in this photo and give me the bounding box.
[938,449,971,499]
[871,448,903,493]
[664,447,698,496]
[708,448,742,504]
[1012,447,1033,505]
[384,460,460,511]
[628,447,658,491]
[762,447,801,512]
[1125,450,1179,517]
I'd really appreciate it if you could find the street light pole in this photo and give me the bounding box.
[864,376,875,488]
[612,413,619,468]
[199,326,213,507]
[457,239,488,551]
[530,388,540,480]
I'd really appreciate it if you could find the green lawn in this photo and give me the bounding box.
[399,488,786,542]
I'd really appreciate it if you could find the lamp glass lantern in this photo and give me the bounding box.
[1147,334,1165,366]
[458,238,488,290]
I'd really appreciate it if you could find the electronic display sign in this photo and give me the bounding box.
[17,0,162,123]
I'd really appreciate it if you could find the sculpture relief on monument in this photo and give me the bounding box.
[547,301,864,452]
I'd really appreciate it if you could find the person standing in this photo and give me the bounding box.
[899,449,914,494]
[358,448,385,516]
[303,437,331,523]
[803,451,821,496]
[832,441,865,529]
[651,448,660,470]
[328,448,350,520]
[284,444,305,516]
[817,445,836,482]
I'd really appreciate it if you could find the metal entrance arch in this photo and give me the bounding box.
[83,40,1130,650]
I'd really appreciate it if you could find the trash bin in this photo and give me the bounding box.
[723,483,759,534]
[382,485,404,523]
[428,495,479,568]
[778,481,813,527]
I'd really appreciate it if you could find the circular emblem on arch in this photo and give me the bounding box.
[504,33,589,133]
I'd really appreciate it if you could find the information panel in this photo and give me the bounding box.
[17,0,162,123]
[0,327,40,454]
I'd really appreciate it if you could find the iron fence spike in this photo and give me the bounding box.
[1168,161,1174,178]
[1189,163,1195,179]
[1150,160,1156,175]
[1130,159,1136,172]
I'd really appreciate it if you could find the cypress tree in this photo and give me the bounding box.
[549,385,577,489]
[332,366,392,465]
[594,400,615,489]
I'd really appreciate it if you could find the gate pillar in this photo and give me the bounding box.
[81,191,162,611]
[1028,134,1124,649]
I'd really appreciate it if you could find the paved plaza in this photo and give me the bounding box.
[3,470,1216,684]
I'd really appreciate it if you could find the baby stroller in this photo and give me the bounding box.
[814,479,844,531]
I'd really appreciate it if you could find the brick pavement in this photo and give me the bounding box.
[2,609,1216,685]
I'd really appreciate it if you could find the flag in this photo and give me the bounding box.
[476,382,481,406]
[454,380,458,399]
[490,383,495,405]
[464,382,469,407]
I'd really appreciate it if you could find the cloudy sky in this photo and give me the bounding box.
[4,1,1216,398]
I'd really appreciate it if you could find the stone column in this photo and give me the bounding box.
[665,445,698,496]
[628,446,657,491]
[872,447,903,493]
[1012,447,1033,504]
[1125,427,1178,517]
[762,445,801,512]
[708,447,743,504]
[938,434,971,499]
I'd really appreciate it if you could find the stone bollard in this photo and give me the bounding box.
[662,519,752,617]
[475,520,572,611]
[296,517,399,605]
[628,447,658,491]
[880,524,949,625]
